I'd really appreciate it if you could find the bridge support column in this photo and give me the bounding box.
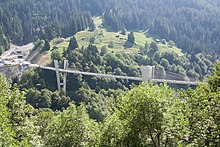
[63,60,68,92]
[141,65,155,82]
[54,60,68,92]
[54,60,61,91]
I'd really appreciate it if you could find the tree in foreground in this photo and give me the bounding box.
[100,61,220,146]
[0,75,17,146]
[100,83,181,146]
[177,60,220,146]
[0,75,36,146]
[208,60,220,92]
[45,104,100,147]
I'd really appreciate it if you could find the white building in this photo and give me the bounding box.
[13,45,32,59]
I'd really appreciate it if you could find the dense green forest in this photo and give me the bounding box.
[13,30,214,121]
[0,0,93,51]
[1,0,220,54]
[1,0,220,146]
[102,0,220,53]
[1,61,220,146]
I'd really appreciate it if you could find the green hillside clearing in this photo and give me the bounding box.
[52,17,184,56]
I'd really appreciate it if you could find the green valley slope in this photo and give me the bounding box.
[54,17,184,56]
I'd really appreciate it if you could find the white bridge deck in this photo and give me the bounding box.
[30,64,203,86]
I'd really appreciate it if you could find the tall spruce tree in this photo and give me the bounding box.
[128,32,135,44]
[43,40,50,51]
[68,36,78,50]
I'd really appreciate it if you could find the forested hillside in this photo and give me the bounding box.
[1,0,220,146]
[1,62,220,146]
[16,34,214,121]
[1,0,220,55]
[0,0,93,50]
[102,0,220,53]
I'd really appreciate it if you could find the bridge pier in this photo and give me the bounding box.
[63,60,68,92]
[141,66,155,82]
[54,60,61,91]
[54,60,68,92]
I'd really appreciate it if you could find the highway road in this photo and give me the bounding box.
[0,43,34,78]
[0,43,34,60]
[0,45,17,60]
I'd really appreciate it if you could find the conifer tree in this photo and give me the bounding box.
[128,32,135,44]
[68,36,78,50]
[43,40,50,51]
